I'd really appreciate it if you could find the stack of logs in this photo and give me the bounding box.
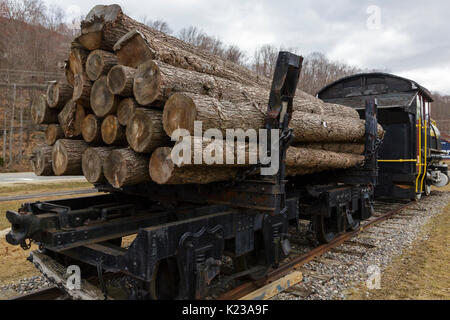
[30,4,383,188]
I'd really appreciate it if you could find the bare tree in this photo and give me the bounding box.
[141,16,173,34]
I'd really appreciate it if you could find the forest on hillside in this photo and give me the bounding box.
[0,0,449,170]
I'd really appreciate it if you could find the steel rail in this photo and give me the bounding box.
[218,201,415,300]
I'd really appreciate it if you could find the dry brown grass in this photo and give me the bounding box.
[0,181,92,197]
[347,203,450,300]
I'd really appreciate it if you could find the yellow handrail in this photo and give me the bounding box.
[378,159,417,163]
[419,123,427,193]
[415,122,422,193]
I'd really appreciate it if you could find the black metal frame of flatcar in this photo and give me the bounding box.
[6,52,303,299]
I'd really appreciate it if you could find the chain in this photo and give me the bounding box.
[361,137,383,167]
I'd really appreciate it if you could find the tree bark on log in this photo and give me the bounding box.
[133,59,358,118]
[31,144,53,176]
[301,143,365,155]
[107,65,136,96]
[149,145,364,184]
[116,98,137,126]
[31,95,59,125]
[45,124,64,146]
[103,148,151,188]
[163,93,381,142]
[46,81,73,109]
[68,42,89,79]
[52,139,89,176]
[86,49,118,81]
[125,108,169,153]
[81,114,103,144]
[79,4,264,86]
[73,73,92,107]
[82,147,115,183]
[101,115,127,145]
[58,101,86,138]
[90,75,120,117]
[290,112,384,143]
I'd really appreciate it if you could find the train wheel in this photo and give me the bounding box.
[149,258,180,300]
[315,215,338,244]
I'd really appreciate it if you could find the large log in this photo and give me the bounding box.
[58,101,85,138]
[103,148,151,188]
[81,114,103,144]
[86,49,118,81]
[82,147,115,183]
[133,59,358,118]
[80,4,265,86]
[290,112,384,143]
[90,75,120,117]
[101,115,127,145]
[163,93,380,142]
[73,72,92,107]
[52,139,89,176]
[45,124,64,146]
[31,95,59,125]
[46,81,73,109]
[149,147,240,185]
[149,145,364,184]
[107,65,136,96]
[116,98,137,126]
[31,145,53,176]
[125,108,169,153]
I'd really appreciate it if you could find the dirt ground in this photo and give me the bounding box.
[347,203,450,300]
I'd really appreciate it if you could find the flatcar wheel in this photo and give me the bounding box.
[149,258,180,300]
[315,216,337,244]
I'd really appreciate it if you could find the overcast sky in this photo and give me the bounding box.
[44,0,450,95]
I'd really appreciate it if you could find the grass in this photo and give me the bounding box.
[0,181,92,197]
[347,203,450,300]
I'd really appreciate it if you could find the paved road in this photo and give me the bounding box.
[0,172,87,184]
[0,188,99,202]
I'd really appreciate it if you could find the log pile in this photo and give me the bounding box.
[30,4,383,188]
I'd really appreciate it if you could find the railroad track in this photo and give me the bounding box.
[217,200,414,300]
[9,286,67,300]
[7,200,415,300]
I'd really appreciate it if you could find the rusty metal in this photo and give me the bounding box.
[218,201,414,300]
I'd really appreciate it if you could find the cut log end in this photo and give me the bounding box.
[116,98,137,126]
[31,95,59,125]
[163,93,197,136]
[73,73,92,106]
[82,147,113,183]
[114,31,155,68]
[101,115,126,145]
[103,149,150,188]
[77,31,103,51]
[45,124,64,146]
[149,147,173,184]
[126,108,165,153]
[91,75,119,117]
[107,65,136,96]
[133,60,161,105]
[31,145,53,176]
[86,49,118,81]
[81,114,102,144]
[52,139,88,176]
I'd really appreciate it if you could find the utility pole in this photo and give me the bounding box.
[2,110,6,167]
[9,83,16,166]
[19,97,23,161]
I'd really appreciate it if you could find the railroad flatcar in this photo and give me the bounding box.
[318,73,449,200]
[3,53,382,299]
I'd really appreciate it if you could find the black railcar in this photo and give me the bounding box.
[5,53,380,300]
[318,73,449,200]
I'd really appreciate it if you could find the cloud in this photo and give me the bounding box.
[42,0,450,94]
